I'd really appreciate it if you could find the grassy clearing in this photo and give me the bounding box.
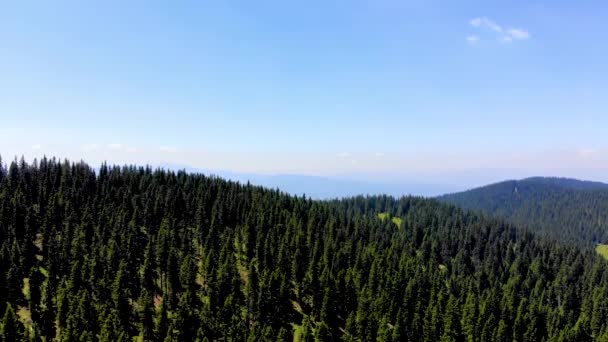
[291,300,303,314]
[154,295,163,311]
[292,324,304,342]
[17,306,34,336]
[378,212,403,230]
[34,233,44,251]
[237,263,249,288]
[195,258,205,287]
[377,212,390,221]
[17,306,31,323]
[195,273,205,287]
[596,244,608,261]
[17,306,34,338]
[22,278,30,300]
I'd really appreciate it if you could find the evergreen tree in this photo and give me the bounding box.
[0,304,24,342]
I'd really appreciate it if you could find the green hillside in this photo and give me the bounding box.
[1,159,608,341]
[439,177,608,246]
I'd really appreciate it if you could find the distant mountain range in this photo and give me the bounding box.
[438,177,608,245]
[156,163,466,198]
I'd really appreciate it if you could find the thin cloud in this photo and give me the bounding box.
[31,144,42,150]
[466,35,479,44]
[469,17,530,43]
[470,17,502,32]
[506,28,529,40]
[337,152,352,159]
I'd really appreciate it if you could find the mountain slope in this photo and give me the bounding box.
[1,160,608,341]
[438,177,608,245]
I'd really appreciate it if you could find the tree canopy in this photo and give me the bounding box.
[439,177,608,246]
[1,158,608,341]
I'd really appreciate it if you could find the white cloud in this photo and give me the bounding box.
[470,17,502,32]
[506,28,529,40]
[337,152,352,159]
[466,35,479,44]
[108,143,124,150]
[126,147,138,153]
[375,152,386,157]
[31,144,42,150]
[469,17,530,43]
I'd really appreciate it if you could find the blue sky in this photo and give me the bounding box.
[1,0,608,190]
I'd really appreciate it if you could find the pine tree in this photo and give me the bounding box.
[155,296,169,339]
[461,292,477,342]
[277,327,289,342]
[137,289,155,340]
[0,304,25,342]
[441,294,461,342]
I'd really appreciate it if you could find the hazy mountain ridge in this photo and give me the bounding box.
[520,177,608,190]
[438,176,608,245]
[155,163,465,198]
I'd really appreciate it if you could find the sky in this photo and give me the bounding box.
[1,0,608,194]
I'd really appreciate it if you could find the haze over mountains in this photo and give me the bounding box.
[157,163,608,199]
[156,163,467,198]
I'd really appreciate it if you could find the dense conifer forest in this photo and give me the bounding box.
[438,177,608,246]
[2,158,608,341]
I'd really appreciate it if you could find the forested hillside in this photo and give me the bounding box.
[438,177,608,246]
[2,158,608,341]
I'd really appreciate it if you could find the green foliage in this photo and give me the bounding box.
[1,304,25,341]
[439,177,608,246]
[378,212,403,229]
[597,244,608,261]
[377,212,390,221]
[0,158,607,341]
